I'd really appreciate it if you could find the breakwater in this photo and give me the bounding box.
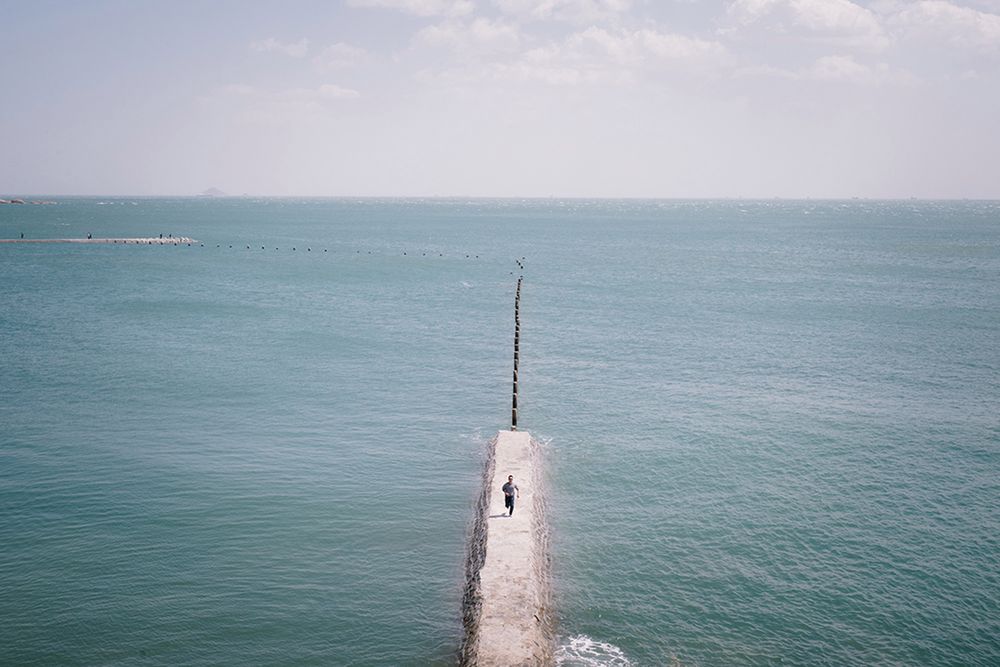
[462,278,553,666]
[0,237,197,244]
[512,275,522,431]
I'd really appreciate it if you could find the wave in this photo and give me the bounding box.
[555,635,633,666]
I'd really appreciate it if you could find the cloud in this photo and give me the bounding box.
[416,18,523,55]
[568,26,730,66]
[314,42,369,69]
[346,0,474,17]
[220,82,360,104]
[807,54,896,83]
[737,53,917,84]
[250,37,310,57]
[313,84,362,100]
[493,0,632,23]
[883,0,1000,53]
[727,0,891,51]
[417,25,729,86]
[489,59,627,84]
[493,42,636,84]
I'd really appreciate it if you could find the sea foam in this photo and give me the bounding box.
[555,635,633,666]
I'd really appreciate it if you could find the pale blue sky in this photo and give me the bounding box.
[2,0,999,197]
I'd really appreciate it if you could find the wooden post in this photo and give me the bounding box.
[511,278,521,431]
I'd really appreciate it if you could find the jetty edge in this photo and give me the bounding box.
[461,430,553,666]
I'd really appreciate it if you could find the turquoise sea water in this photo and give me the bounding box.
[2,198,998,666]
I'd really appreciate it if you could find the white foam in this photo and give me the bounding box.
[125,237,196,244]
[555,635,633,667]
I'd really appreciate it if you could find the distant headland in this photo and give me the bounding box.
[0,198,57,205]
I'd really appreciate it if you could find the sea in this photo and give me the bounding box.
[1,198,998,666]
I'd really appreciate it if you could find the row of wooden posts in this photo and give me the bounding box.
[511,277,522,431]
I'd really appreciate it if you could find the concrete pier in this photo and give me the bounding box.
[0,237,196,244]
[461,275,550,665]
[462,430,552,666]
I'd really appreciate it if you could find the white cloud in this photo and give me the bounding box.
[494,0,632,22]
[250,37,310,57]
[417,25,729,86]
[808,54,891,82]
[346,0,474,17]
[497,41,636,84]
[314,42,369,69]
[568,26,730,66]
[490,58,629,84]
[737,53,917,84]
[966,0,1000,11]
[314,84,362,100]
[417,18,523,55]
[220,83,360,104]
[727,0,891,51]
[265,84,362,106]
[884,0,1000,53]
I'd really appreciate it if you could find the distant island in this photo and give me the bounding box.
[197,187,227,197]
[0,198,57,205]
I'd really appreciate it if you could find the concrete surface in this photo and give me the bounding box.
[464,430,552,666]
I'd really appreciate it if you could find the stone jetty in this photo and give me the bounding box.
[0,237,197,244]
[462,430,552,666]
[462,275,552,666]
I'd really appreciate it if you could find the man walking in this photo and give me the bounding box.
[502,475,519,516]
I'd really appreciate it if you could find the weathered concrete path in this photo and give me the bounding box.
[465,430,552,666]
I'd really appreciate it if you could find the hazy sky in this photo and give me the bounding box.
[2,0,999,197]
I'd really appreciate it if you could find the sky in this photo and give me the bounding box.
[1,0,999,197]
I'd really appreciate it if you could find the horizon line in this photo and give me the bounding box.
[4,194,1000,202]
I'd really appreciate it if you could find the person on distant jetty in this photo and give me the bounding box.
[502,475,519,516]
